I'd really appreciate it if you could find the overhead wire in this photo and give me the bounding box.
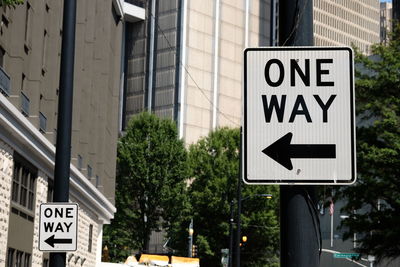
[281,0,310,46]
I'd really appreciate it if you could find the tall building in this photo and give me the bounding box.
[380,1,393,44]
[0,0,144,266]
[313,0,380,54]
[123,0,381,145]
[123,0,272,144]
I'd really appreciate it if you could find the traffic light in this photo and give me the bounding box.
[192,245,198,257]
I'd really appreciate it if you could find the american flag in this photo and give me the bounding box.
[329,200,334,216]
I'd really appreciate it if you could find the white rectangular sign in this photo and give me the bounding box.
[244,47,356,184]
[39,203,78,251]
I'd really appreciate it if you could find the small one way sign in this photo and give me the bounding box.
[39,203,78,251]
[244,47,356,185]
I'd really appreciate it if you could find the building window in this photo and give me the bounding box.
[41,30,48,75]
[88,224,93,252]
[24,2,32,52]
[7,249,31,267]
[24,253,31,267]
[0,46,4,67]
[7,247,15,267]
[12,154,37,212]
[21,92,30,116]
[87,165,92,179]
[39,112,47,133]
[96,175,99,187]
[78,155,83,170]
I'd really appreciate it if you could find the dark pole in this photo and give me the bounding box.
[270,0,276,46]
[279,1,319,267]
[236,128,243,267]
[228,200,234,267]
[49,0,77,266]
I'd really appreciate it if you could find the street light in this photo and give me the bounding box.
[230,193,273,267]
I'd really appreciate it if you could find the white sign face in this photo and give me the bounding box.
[244,47,356,185]
[39,203,78,251]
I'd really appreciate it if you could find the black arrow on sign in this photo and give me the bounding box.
[45,235,73,248]
[262,132,336,170]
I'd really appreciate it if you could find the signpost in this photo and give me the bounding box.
[244,47,355,185]
[39,203,78,252]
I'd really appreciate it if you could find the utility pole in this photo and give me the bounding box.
[228,200,234,267]
[279,1,320,267]
[236,128,243,267]
[49,0,77,266]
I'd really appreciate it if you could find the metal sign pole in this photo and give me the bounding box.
[278,0,319,267]
[49,0,77,266]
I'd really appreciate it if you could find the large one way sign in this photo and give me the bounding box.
[39,203,78,251]
[244,47,356,185]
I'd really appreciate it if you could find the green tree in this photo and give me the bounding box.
[0,0,24,7]
[185,128,279,266]
[337,24,400,262]
[103,112,190,262]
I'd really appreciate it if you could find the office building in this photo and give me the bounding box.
[313,0,380,54]
[0,0,144,266]
[123,0,381,145]
[123,0,272,145]
[380,1,393,44]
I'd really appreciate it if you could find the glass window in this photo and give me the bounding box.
[16,250,23,267]
[87,165,92,179]
[88,224,93,252]
[7,247,15,267]
[12,163,21,202]
[24,253,31,267]
[11,154,37,212]
[78,155,83,170]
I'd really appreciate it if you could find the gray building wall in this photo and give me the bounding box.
[0,0,123,265]
[0,0,122,203]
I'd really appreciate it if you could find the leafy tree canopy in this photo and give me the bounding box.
[337,23,400,262]
[184,128,279,267]
[0,0,24,7]
[103,112,190,262]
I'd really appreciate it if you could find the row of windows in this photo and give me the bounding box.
[77,154,100,187]
[7,248,31,267]
[314,12,378,45]
[315,31,370,55]
[12,161,36,211]
[314,9,379,39]
[315,0,379,20]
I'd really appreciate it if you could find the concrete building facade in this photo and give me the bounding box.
[313,0,380,54]
[123,0,381,144]
[123,0,272,145]
[0,0,144,266]
[380,1,393,44]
